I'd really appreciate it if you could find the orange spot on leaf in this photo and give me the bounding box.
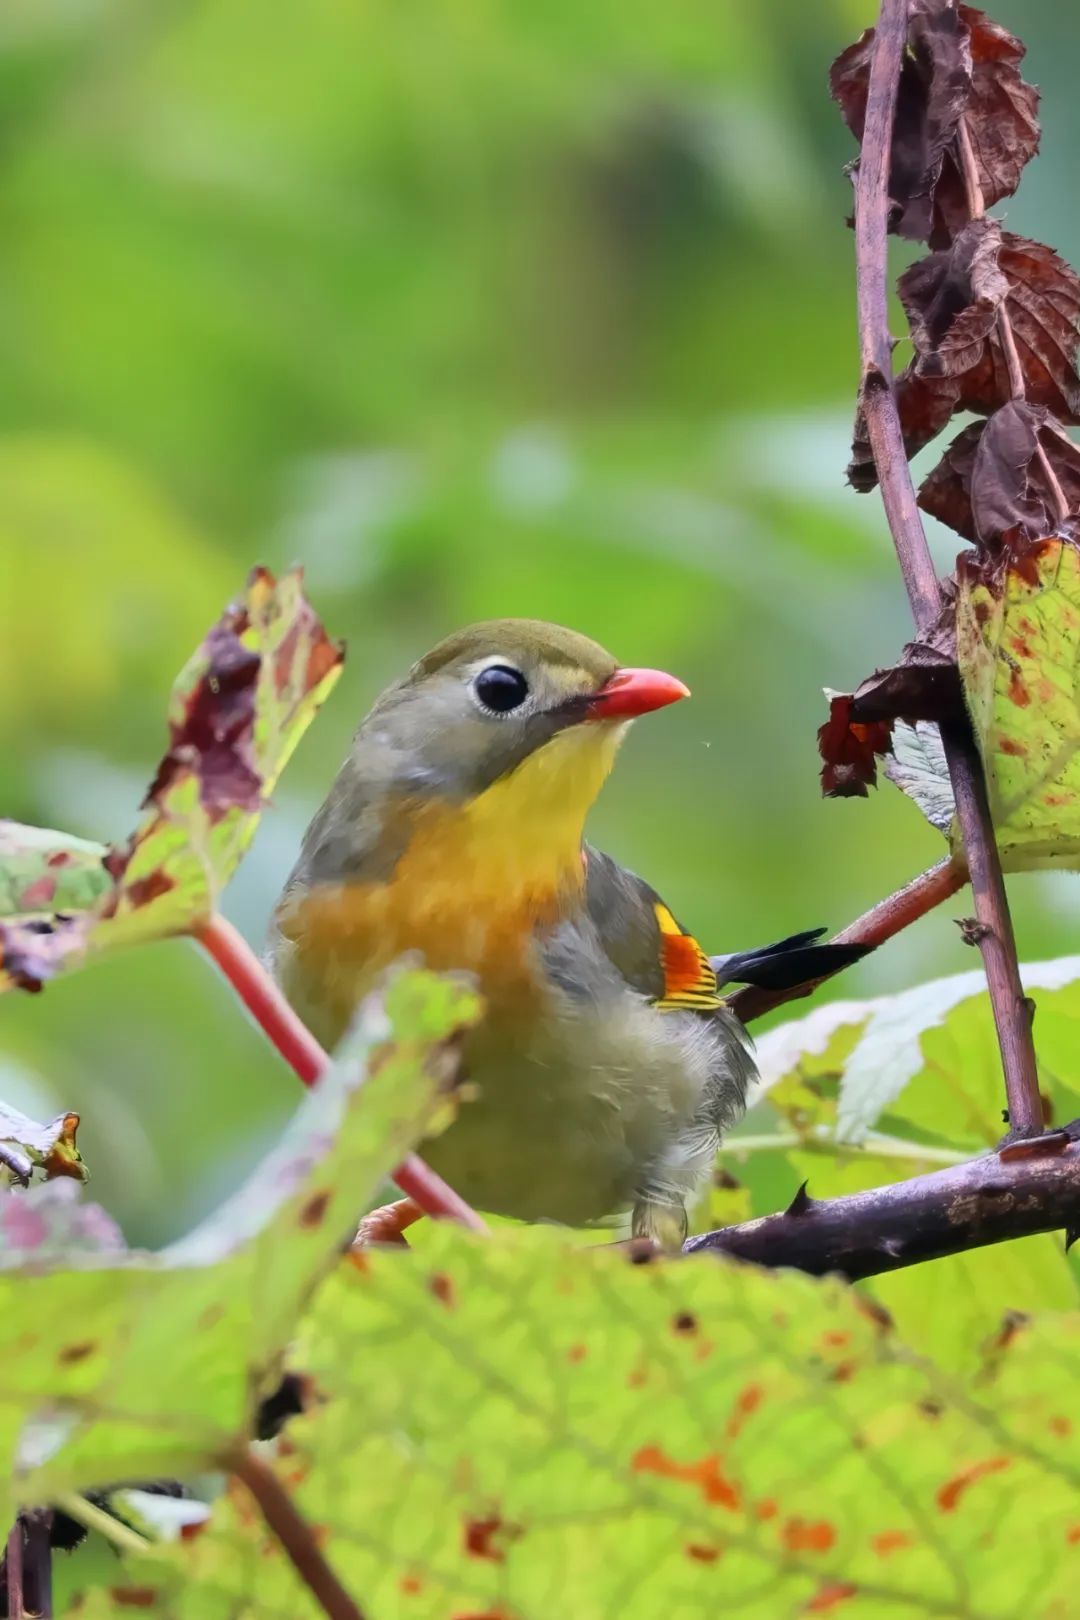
[400,1575,424,1595]
[566,1343,587,1363]
[20,876,56,908]
[755,1498,778,1521]
[685,1543,721,1563]
[58,1340,96,1365]
[463,1513,522,1562]
[726,1383,764,1441]
[782,1518,836,1553]
[1050,1416,1073,1438]
[632,1445,741,1512]
[937,1456,1011,1512]
[126,871,176,909]
[806,1582,858,1613]
[821,1330,850,1349]
[871,1529,912,1558]
[299,1190,331,1228]
[1066,1525,1080,1545]
[1007,670,1031,707]
[1000,736,1027,756]
[430,1272,456,1308]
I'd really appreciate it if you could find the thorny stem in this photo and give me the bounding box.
[686,1127,1080,1278]
[24,1516,51,1620]
[728,855,965,1025]
[229,1446,362,1620]
[195,913,487,1233]
[3,1513,52,1619]
[852,0,1043,1137]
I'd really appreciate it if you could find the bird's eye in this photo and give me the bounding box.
[474,663,529,714]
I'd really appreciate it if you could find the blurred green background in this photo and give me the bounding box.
[2,0,1079,1247]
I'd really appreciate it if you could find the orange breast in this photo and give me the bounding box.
[279,797,585,1037]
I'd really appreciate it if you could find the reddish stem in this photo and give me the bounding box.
[852,0,1043,1137]
[195,913,487,1232]
[729,855,965,1025]
[229,1446,362,1620]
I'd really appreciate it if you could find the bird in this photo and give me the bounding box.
[269,619,864,1250]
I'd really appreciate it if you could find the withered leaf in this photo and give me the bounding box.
[0,568,343,991]
[818,595,961,800]
[851,226,1080,490]
[830,5,1038,246]
[818,694,894,798]
[932,6,1041,243]
[920,403,1080,547]
[900,219,1008,376]
[847,598,961,728]
[830,2,971,242]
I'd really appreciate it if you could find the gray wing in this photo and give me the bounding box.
[582,845,720,1009]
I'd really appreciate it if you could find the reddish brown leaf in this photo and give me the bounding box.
[830,4,1038,246]
[852,226,1080,490]
[903,225,1080,418]
[920,404,1080,545]
[830,2,971,242]
[932,6,1041,242]
[849,621,961,725]
[900,219,1008,376]
[817,696,894,798]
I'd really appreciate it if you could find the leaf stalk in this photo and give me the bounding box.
[194,913,486,1232]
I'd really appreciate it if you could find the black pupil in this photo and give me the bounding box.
[475,664,529,713]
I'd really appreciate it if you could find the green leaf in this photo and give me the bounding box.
[72,1230,1080,1619]
[883,721,955,836]
[0,968,479,1526]
[0,568,343,991]
[957,537,1080,870]
[0,822,110,918]
[753,956,1080,1148]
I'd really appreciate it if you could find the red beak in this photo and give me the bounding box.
[586,666,690,720]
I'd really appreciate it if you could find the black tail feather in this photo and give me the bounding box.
[711,929,869,992]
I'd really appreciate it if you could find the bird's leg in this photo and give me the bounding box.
[351,1197,424,1249]
[631,1198,689,1255]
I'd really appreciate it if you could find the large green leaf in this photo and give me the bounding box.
[957,537,1080,870]
[0,567,343,990]
[72,1228,1080,1619]
[736,963,1080,1353]
[750,956,1080,1149]
[0,969,479,1527]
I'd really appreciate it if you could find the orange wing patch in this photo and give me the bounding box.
[654,903,724,1011]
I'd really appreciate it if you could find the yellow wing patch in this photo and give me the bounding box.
[653,903,724,1011]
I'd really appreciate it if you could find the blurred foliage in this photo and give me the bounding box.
[2,0,1080,1253]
